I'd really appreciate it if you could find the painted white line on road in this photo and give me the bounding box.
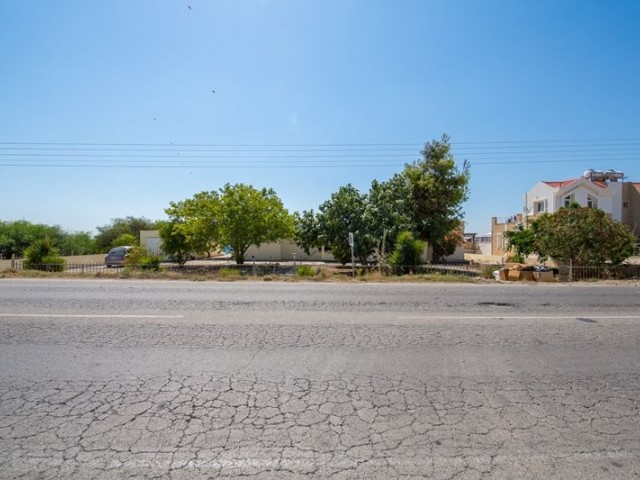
[398,315,640,320]
[0,314,184,319]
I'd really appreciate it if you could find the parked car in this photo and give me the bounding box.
[105,246,133,267]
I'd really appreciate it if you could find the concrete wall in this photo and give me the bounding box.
[140,230,162,254]
[245,240,334,262]
[491,215,522,256]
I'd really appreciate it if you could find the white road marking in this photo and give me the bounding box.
[398,315,640,320]
[0,314,184,319]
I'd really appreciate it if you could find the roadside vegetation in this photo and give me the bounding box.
[505,203,637,267]
[3,135,638,282]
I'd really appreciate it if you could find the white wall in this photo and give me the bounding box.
[526,179,619,219]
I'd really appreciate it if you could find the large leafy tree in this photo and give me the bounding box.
[58,231,96,255]
[315,184,377,265]
[216,184,294,264]
[164,191,220,257]
[365,174,415,260]
[295,179,413,265]
[164,184,294,264]
[531,205,636,266]
[404,134,470,261]
[95,216,158,252]
[157,219,192,264]
[0,220,63,258]
[293,209,322,256]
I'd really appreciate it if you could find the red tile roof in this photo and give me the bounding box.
[543,179,607,189]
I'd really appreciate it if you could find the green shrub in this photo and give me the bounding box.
[295,265,316,277]
[389,231,425,275]
[23,238,66,272]
[217,267,243,279]
[123,246,161,271]
[139,254,161,271]
[40,254,66,272]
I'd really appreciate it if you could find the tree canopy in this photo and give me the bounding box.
[530,205,636,266]
[404,134,470,261]
[0,220,96,258]
[161,184,294,264]
[316,184,376,265]
[95,216,158,252]
[293,134,469,265]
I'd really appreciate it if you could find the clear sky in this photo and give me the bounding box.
[1,0,639,235]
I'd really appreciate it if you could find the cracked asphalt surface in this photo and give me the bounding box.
[1,279,639,479]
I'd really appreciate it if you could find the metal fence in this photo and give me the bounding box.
[4,260,481,278]
[557,264,640,281]
[6,260,639,281]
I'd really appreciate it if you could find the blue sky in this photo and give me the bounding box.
[1,0,639,235]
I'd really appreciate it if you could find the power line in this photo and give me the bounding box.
[1,138,639,147]
[0,138,638,169]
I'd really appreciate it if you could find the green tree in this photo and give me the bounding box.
[0,220,66,258]
[293,209,322,256]
[164,184,294,265]
[504,223,536,262]
[157,219,192,264]
[315,184,377,265]
[164,191,220,257]
[111,233,138,248]
[95,216,158,252]
[404,134,470,261]
[365,174,415,262]
[58,231,97,255]
[216,184,294,264]
[388,231,425,274]
[531,206,636,266]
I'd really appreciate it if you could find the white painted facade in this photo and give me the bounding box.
[525,177,621,221]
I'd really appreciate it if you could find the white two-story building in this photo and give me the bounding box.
[525,169,624,221]
[492,169,640,256]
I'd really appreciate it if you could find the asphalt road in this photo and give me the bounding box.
[1,279,639,479]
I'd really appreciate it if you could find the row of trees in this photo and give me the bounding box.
[294,135,469,264]
[159,135,471,265]
[0,216,159,259]
[505,204,637,266]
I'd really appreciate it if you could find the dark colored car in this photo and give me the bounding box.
[105,246,133,267]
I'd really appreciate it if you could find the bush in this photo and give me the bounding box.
[139,254,161,271]
[389,231,425,275]
[295,265,316,277]
[23,238,66,272]
[123,246,161,271]
[479,263,501,279]
[217,267,243,280]
[40,255,66,272]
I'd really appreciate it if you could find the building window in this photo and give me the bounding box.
[587,195,598,209]
[563,194,575,207]
[534,200,547,213]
